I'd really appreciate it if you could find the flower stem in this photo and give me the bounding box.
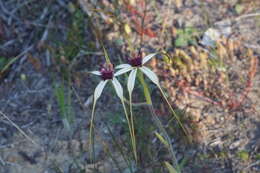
[137,71,152,104]
[129,95,137,161]
[89,101,97,164]
[148,105,180,172]
[157,85,189,138]
[121,99,137,162]
[137,71,180,172]
[102,44,111,64]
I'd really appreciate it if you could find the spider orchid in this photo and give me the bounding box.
[114,53,158,159]
[89,62,137,161]
[115,53,159,93]
[90,63,124,102]
[115,52,188,139]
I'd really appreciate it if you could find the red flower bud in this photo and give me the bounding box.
[128,54,142,67]
[100,63,114,80]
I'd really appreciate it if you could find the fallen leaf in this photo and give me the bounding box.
[27,55,42,71]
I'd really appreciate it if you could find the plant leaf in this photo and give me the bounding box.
[127,68,137,95]
[115,64,131,69]
[142,53,157,65]
[124,23,132,34]
[114,66,133,76]
[112,78,124,100]
[155,132,169,147]
[140,66,159,85]
[94,80,108,102]
[164,161,178,173]
[90,71,101,76]
[175,36,188,47]
[102,45,111,63]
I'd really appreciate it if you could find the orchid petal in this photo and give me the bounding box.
[115,64,131,69]
[127,68,137,95]
[142,53,157,65]
[140,66,159,85]
[94,80,108,102]
[112,78,124,100]
[114,66,133,76]
[90,71,101,76]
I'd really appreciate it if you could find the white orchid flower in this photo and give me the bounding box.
[114,53,158,161]
[116,53,188,138]
[89,62,137,161]
[115,53,159,96]
[90,63,125,102]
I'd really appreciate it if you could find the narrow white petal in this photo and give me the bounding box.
[114,67,133,76]
[142,53,157,65]
[140,66,159,85]
[94,80,108,102]
[90,71,101,76]
[112,78,124,100]
[127,68,137,94]
[115,64,131,69]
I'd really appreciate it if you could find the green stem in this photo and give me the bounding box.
[137,71,180,172]
[89,101,97,164]
[102,44,111,64]
[148,105,180,172]
[137,71,152,104]
[105,123,134,173]
[129,95,137,161]
[121,99,137,162]
[158,86,189,138]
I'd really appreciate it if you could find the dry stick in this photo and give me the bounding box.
[235,12,260,22]
[0,156,5,166]
[123,97,147,107]
[0,111,38,146]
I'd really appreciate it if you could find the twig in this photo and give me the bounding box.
[244,160,260,170]
[0,40,16,49]
[235,12,260,22]
[0,156,5,166]
[244,43,260,50]
[0,111,39,146]
[0,1,19,23]
[1,44,33,74]
[123,97,148,107]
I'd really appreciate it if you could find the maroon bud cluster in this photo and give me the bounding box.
[100,63,114,80]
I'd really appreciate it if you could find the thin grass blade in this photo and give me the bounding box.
[155,132,169,147]
[164,161,178,173]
